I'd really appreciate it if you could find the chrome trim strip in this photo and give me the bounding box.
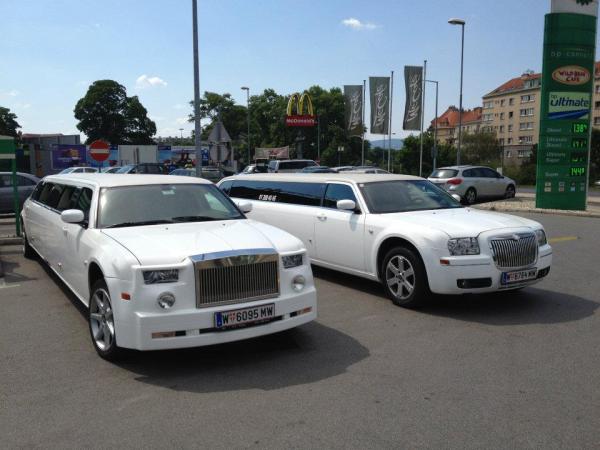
[190,248,277,263]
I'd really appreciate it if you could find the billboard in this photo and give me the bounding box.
[51,144,87,170]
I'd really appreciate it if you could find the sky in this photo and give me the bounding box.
[1,0,598,141]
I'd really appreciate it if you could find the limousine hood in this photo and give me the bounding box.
[381,207,541,238]
[101,219,304,266]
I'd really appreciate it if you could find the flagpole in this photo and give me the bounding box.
[388,70,394,172]
[361,79,366,166]
[419,60,427,177]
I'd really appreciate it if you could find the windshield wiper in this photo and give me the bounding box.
[171,215,238,222]
[104,219,173,228]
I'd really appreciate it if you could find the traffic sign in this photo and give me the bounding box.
[89,140,110,162]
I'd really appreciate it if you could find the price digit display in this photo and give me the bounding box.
[571,152,587,163]
[569,167,586,177]
[572,123,588,134]
[572,138,588,148]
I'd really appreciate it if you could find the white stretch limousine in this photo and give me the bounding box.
[219,174,552,307]
[21,174,316,360]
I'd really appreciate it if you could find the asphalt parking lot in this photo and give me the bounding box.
[1,212,599,449]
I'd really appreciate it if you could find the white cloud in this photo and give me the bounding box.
[173,103,186,110]
[175,117,189,125]
[341,17,377,30]
[1,89,19,97]
[135,74,167,89]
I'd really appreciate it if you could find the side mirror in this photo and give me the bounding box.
[337,199,357,211]
[236,201,253,213]
[61,209,85,224]
[451,194,462,202]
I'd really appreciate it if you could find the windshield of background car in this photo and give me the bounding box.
[97,183,244,228]
[429,169,459,178]
[116,165,135,174]
[359,180,462,214]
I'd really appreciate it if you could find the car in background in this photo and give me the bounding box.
[594,180,600,187]
[331,166,356,173]
[428,165,516,205]
[0,172,40,213]
[170,166,225,183]
[242,164,269,174]
[116,163,169,174]
[101,166,121,173]
[301,166,336,173]
[268,159,318,173]
[58,167,98,174]
[20,174,317,360]
[347,166,389,174]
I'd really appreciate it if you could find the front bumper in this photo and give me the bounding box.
[425,244,552,295]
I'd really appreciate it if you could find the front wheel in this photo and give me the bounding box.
[464,187,477,205]
[22,223,36,259]
[89,279,122,361]
[504,185,516,199]
[382,246,429,308]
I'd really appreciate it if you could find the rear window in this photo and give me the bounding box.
[429,169,458,179]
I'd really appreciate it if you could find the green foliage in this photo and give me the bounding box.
[0,106,21,137]
[74,80,157,144]
[392,133,457,176]
[460,132,502,168]
[590,128,600,184]
[503,145,537,186]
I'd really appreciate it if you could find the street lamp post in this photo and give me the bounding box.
[241,86,250,163]
[192,0,202,177]
[426,79,439,171]
[179,128,184,140]
[449,17,465,166]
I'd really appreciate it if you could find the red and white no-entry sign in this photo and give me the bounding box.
[89,140,110,162]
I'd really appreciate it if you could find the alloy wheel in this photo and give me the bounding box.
[89,288,115,351]
[386,255,416,300]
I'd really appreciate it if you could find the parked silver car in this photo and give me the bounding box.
[268,159,318,173]
[169,166,224,183]
[0,172,40,213]
[58,167,98,174]
[428,165,516,204]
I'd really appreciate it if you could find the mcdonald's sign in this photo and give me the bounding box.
[286,92,316,126]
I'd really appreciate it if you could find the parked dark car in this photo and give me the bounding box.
[169,166,224,183]
[116,163,169,174]
[0,172,40,213]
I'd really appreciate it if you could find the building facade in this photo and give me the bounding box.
[430,106,482,145]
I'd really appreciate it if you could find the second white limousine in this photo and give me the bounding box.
[218,173,552,308]
[21,174,316,360]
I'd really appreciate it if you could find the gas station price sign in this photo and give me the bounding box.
[536,0,598,211]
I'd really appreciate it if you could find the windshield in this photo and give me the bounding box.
[59,168,75,174]
[98,183,244,228]
[116,165,135,174]
[360,180,462,214]
[429,169,459,179]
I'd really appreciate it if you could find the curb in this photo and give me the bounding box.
[0,237,21,246]
[474,205,600,219]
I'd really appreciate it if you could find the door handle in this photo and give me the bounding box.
[317,213,327,221]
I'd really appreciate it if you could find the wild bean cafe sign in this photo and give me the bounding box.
[536,0,599,210]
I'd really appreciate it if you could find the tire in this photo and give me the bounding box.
[381,246,430,308]
[464,187,477,205]
[22,222,36,259]
[504,184,516,199]
[89,279,122,361]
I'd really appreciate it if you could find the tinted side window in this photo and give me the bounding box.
[31,182,44,200]
[76,188,93,220]
[45,184,65,209]
[463,169,474,178]
[56,185,79,211]
[469,168,484,177]
[230,180,325,206]
[219,180,233,194]
[481,168,499,178]
[323,184,357,209]
[37,182,55,205]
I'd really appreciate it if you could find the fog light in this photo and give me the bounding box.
[292,275,306,292]
[157,292,176,309]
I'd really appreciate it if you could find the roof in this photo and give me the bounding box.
[483,73,541,98]
[431,106,482,128]
[44,173,212,188]
[221,173,423,184]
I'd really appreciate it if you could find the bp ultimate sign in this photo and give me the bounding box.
[536,0,598,210]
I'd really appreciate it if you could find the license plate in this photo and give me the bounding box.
[214,303,275,329]
[501,268,537,285]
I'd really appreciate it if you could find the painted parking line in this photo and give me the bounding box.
[548,236,579,244]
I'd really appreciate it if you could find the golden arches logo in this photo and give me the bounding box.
[286,92,316,127]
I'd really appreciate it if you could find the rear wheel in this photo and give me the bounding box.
[464,187,477,205]
[505,184,516,199]
[382,246,429,308]
[89,279,122,361]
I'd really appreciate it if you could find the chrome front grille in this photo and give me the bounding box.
[489,233,538,269]
[192,250,279,308]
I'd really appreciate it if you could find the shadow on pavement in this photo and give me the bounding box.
[116,322,369,394]
[312,266,598,326]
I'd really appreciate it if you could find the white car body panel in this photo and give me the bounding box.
[218,173,552,295]
[21,174,317,351]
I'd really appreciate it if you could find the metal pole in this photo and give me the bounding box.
[419,60,427,177]
[388,70,394,172]
[192,0,202,177]
[433,80,438,171]
[361,79,366,166]
[317,115,321,162]
[457,23,465,165]
[246,88,250,163]
[12,158,20,236]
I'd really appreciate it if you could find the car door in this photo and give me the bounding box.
[17,175,37,208]
[469,167,492,197]
[61,186,94,298]
[0,174,11,212]
[482,168,506,197]
[314,183,366,272]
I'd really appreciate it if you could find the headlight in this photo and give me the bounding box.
[448,237,480,256]
[143,269,179,284]
[157,292,176,309]
[282,253,303,269]
[535,229,547,246]
[292,275,306,292]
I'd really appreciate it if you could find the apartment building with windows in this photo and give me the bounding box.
[430,106,482,145]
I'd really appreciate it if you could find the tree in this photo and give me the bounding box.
[460,132,501,167]
[74,80,156,144]
[394,133,455,176]
[0,106,21,137]
[590,129,600,185]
